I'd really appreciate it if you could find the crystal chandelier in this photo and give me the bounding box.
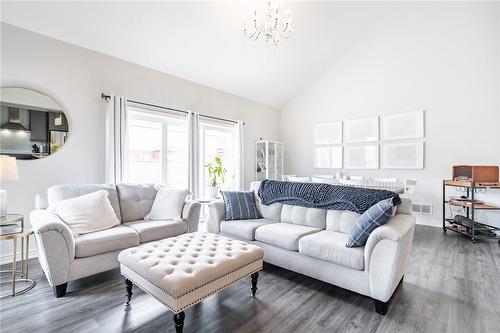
[243,1,293,46]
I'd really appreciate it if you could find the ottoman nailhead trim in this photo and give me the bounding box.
[121,258,263,299]
[123,267,262,314]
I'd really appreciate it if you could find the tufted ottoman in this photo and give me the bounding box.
[118,232,264,332]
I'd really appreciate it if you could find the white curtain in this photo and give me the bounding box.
[235,121,245,190]
[187,111,200,198]
[105,95,129,184]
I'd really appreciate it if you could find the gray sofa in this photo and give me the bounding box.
[30,183,201,298]
[208,181,416,314]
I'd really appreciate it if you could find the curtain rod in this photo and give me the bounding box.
[101,93,244,125]
[199,114,239,125]
[101,93,188,115]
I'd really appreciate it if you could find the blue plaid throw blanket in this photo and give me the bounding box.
[258,180,401,214]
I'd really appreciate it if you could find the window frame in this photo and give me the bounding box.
[198,117,237,196]
[127,104,188,187]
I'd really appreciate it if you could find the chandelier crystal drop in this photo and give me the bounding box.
[243,1,293,46]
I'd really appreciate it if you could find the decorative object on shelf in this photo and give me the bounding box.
[0,155,19,218]
[381,142,424,169]
[344,144,379,169]
[243,1,293,46]
[381,110,424,140]
[255,140,283,181]
[344,116,378,143]
[452,165,499,183]
[314,121,342,144]
[0,87,69,160]
[204,155,226,199]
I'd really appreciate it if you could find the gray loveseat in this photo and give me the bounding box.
[208,181,415,314]
[30,183,200,298]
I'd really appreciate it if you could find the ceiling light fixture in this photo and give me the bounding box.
[243,1,293,46]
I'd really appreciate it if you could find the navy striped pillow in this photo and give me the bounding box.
[346,198,394,247]
[221,191,262,221]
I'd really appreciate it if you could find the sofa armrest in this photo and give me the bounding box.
[182,200,201,233]
[207,200,225,234]
[364,213,416,302]
[30,209,75,287]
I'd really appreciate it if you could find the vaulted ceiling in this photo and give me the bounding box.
[1,1,402,108]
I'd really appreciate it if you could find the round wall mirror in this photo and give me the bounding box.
[0,87,69,160]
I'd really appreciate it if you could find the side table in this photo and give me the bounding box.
[197,198,217,232]
[0,215,36,298]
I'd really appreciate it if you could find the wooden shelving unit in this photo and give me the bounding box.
[443,180,500,243]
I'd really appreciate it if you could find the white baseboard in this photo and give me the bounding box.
[415,215,442,228]
[0,249,38,266]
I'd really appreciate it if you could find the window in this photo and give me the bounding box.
[199,118,236,197]
[127,105,188,188]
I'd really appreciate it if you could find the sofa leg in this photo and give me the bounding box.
[373,275,404,315]
[373,299,389,315]
[53,283,68,298]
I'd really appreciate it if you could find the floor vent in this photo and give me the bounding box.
[412,203,433,215]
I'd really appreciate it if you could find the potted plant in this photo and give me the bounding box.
[205,155,226,198]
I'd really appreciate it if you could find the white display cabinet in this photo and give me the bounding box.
[255,140,284,181]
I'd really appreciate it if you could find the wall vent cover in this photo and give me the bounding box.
[412,203,433,215]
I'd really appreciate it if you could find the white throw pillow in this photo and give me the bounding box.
[145,186,191,221]
[49,190,120,236]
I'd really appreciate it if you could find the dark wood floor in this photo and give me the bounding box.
[1,225,499,333]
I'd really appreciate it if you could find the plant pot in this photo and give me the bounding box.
[207,186,219,199]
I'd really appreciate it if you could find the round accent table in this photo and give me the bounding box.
[0,214,36,298]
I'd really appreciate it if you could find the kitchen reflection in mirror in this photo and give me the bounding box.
[0,87,69,159]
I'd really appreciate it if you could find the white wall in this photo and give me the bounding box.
[0,23,281,259]
[281,2,500,226]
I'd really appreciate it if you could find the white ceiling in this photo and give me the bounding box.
[0,1,401,109]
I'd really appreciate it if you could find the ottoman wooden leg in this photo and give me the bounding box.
[173,311,185,333]
[251,272,259,297]
[125,278,133,305]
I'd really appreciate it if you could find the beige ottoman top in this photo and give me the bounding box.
[118,232,264,298]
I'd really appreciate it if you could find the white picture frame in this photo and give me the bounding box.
[314,146,343,169]
[382,142,424,169]
[314,121,342,144]
[344,144,379,169]
[344,116,378,143]
[381,110,424,140]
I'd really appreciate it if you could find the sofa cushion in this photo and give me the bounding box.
[221,191,262,221]
[75,225,139,258]
[326,210,361,234]
[49,190,120,236]
[250,181,282,221]
[47,184,121,221]
[298,231,365,270]
[146,187,191,221]
[116,184,157,222]
[255,223,320,251]
[220,219,277,240]
[281,205,327,229]
[347,198,394,247]
[124,220,187,243]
